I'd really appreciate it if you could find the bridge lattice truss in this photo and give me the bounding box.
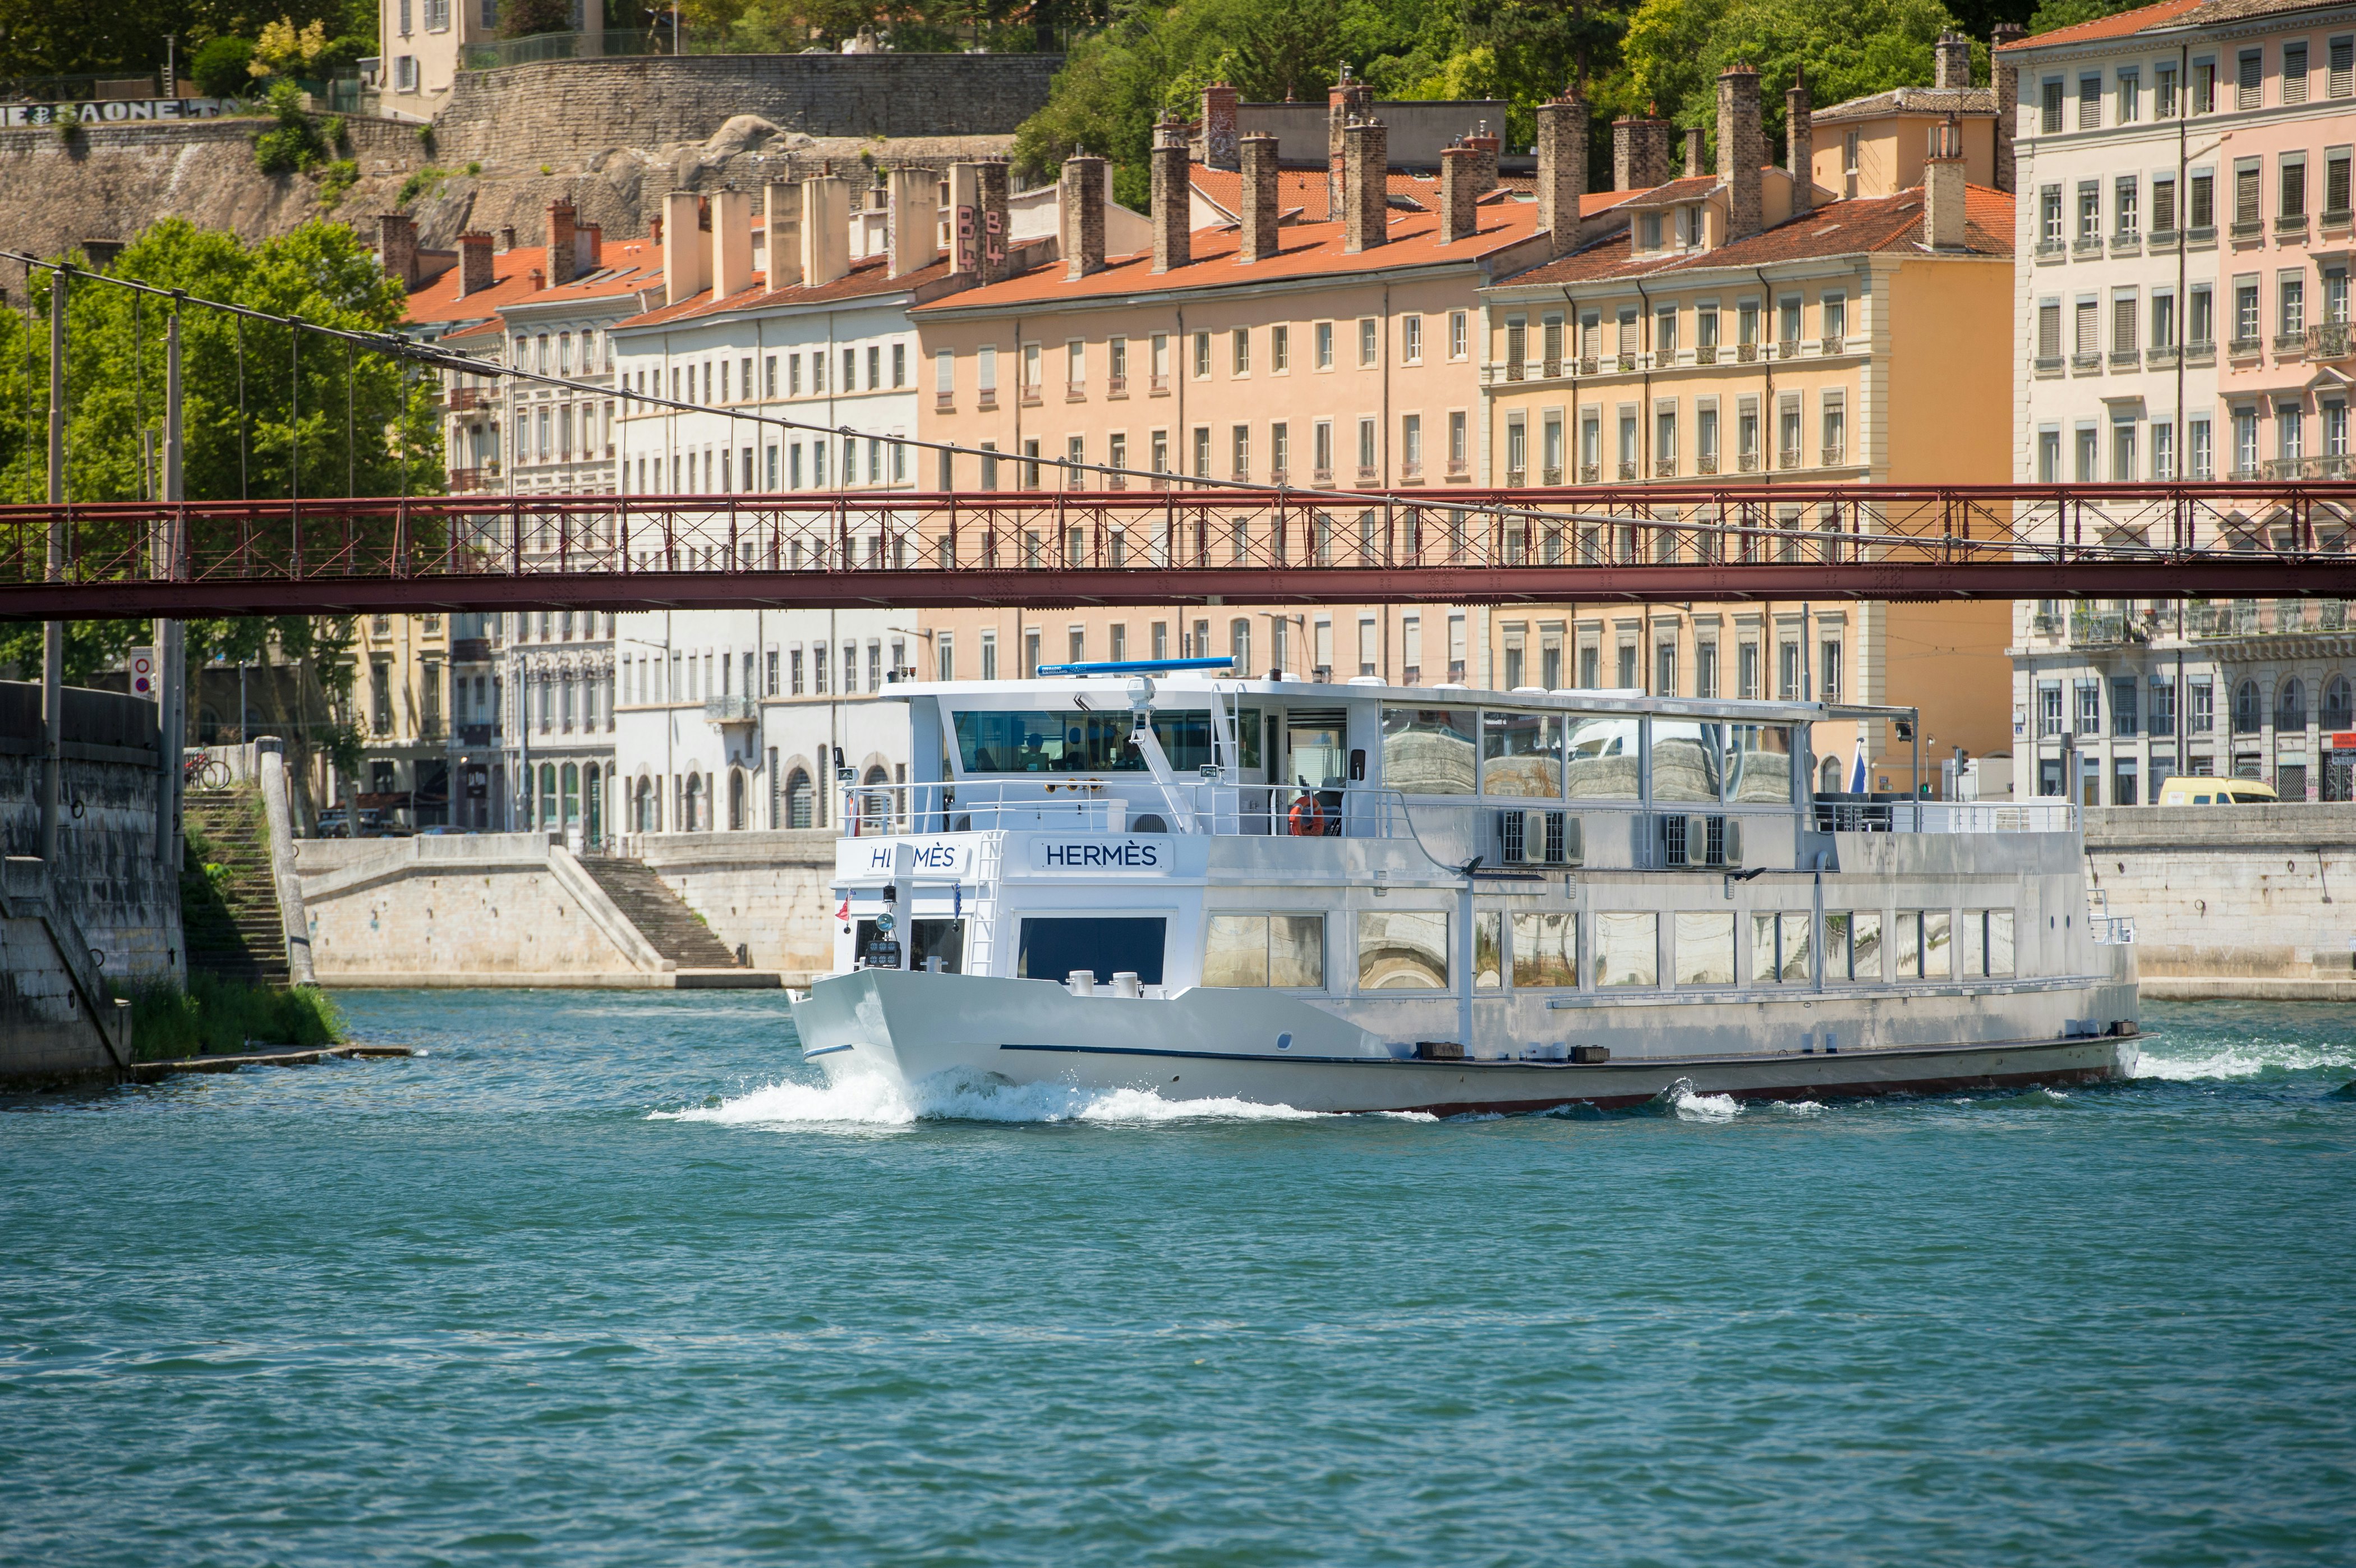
[4,482,2355,618]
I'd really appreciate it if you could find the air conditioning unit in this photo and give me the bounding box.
[1497,808,1578,865]
[1658,813,1741,867]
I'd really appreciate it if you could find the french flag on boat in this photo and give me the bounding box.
[1848,737,1869,794]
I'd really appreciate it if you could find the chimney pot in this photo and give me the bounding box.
[1923,117,1968,250]
[1934,30,1972,90]
[496,226,516,252]
[1240,132,1281,264]
[1327,68,1373,220]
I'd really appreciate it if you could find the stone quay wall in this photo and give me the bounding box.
[295,834,669,986]
[2082,804,2356,998]
[637,830,840,984]
[431,53,1061,167]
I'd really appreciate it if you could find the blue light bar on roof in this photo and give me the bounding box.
[1033,657,1236,677]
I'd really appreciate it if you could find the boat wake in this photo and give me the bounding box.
[652,1067,1329,1128]
[1664,1079,1742,1121]
[2135,1038,2356,1083]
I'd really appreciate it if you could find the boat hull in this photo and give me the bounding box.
[789,969,2139,1116]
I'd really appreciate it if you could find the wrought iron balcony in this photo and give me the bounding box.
[703,695,758,726]
[2306,321,2353,359]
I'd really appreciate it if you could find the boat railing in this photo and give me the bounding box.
[1811,795,2078,835]
[840,779,1428,840]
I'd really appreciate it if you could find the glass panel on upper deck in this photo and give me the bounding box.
[1564,715,1641,799]
[1725,724,1796,803]
[1481,711,1562,797]
[1381,709,1477,794]
[1651,720,1723,803]
[954,709,1220,774]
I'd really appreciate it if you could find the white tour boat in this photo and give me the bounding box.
[788,661,2140,1115]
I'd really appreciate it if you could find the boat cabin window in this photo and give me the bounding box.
[1594,911,1659,987]
[1511,912,1578,987]
[1894,911,1952,980]
[1016,917,1166,985]
[1725,724,1796,803]
[1203,913,1326,988]
[911,918,965,974]
[1381,709,1476,794]
[1285,712,1349,790]
[1482,711,1562,797]
[1356,910,1450,989]
[1824,912,1883,980]
[1653,720,1723,803]
[1673,911,1734,985]
[1564,715,1641,799]
[955,710,1206,774]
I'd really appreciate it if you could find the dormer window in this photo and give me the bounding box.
[1674,206,1694,247]
[1640,212,1663,250]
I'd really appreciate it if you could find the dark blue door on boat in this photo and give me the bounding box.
[1017,918,1167,985]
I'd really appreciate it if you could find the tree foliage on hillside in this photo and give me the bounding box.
[1015,0,2046,203]
[0,0,375,80]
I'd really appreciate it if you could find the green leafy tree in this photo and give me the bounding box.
[0,218,436,761]
[1619,0,1962,143]
[190,35,256,96]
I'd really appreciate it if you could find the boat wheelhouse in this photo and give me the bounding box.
[789,665,2139,1114]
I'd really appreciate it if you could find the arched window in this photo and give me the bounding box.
[728,767,747,831]
[786,769,814,830]
[539,761,558,827]
[561,761,581,825]
[1819,756,1841,795]
[684,772,705,833]
[2234,679,2262,734]
[2277,677,2307,732]
[633,777,655,834]
[2324,674,2353,730]
[860,765,890,833]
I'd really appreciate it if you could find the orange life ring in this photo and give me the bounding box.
[1287,795,1324,836]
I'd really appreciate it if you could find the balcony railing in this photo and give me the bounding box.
[2071,351,2102,371]
[449,638,493,663]
[1066,380,1086,402]
[1653,456,1678,479]
[1738,451,1759,473]
[977,389,997,410]
[1541,466,1563,485]
[2275,331,2309,353]
[1736,343,1758,363]
[2306,321,2353,359]
[1820,334,1844,356]
[2110,231,2142,254]
[2275,214,2309,236]
[448,468,491,494]
[456,723,495,747]
[1019,384,1042,407]
[2147,344,2181,369]
[1695,344,1718,365]
[1149,373,1170,396]
[2109,348,2141,369]
[703,695,758,725]
[1776,339,1801,360]
[1820,445,1846,467]
[1504,468,1527,487]
[1778,447,1802,471]
[447,387,488,412]
[1617,459,1638,480]
[936,392,955,413]
[2230,218,2266,240]
[1579,463,1600,482]
[1578,356,1599,375]
[1107,374,1127,397]
[1616,352,1636,372]
[2035,353,2064,373]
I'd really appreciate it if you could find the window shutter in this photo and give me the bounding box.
[2040,303,2062,358]
[2331,36,2354,97]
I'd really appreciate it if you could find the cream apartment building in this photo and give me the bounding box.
[2004,0,2356,803]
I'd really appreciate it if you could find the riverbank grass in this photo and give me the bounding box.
[129,975,346,1061]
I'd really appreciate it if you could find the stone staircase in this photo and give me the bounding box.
[579,857,742,970]
[182,788,289,986]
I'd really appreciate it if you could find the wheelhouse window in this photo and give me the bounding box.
[1381,707,1476,793]
[1480,711,1562,796]
[1564,715,1641,798]
[1017,917,1167,985]
[952,709,1217,773]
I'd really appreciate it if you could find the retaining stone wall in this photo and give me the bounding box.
[638,829,838,982]
[2081,805,2356,988]
[297,836,649,981]
[430,53,1060,166]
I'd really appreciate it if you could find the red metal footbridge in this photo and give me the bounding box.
[4,481,2355,618]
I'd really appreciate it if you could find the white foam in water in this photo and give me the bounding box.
[2135,1039,2356,1082]
[1667,1079,1742,1121]
[1770,1099,1825,1116]
[652,1067,1327,1128]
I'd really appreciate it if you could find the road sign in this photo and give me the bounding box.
[127,647,157,700]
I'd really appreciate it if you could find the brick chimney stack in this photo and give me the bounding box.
[1924,115,1968,250]
[1612,113,1671,191]
[1934,30,1972,89]
[765,180,802,288]
[378,213,420,290]
[1440,142,1480,245]
[1715,63,1764,240]
[711,187,753,299]
[1201,81,1240,172]
[887,165,937,279]
[1327,66,1372,219]
[1534,89,1588,257]
[1061,150,1107,279]
[1239,132,1281,264]
[1150,119,1191,274]
[547,198,578,281]
[661,190,707,306]
[1684,127,1705,179]
[457,231,494,297]
[1464,121,1500,196]
[802,174,852,288]
[1787,67,1814,218]
[1991,24,2026,193]
[1342,116,1388,253]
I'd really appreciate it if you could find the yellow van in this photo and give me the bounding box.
[2156,777,2280,805]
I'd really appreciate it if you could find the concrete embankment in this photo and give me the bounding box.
[293,831,831,986]
[2082,804,2356,1000]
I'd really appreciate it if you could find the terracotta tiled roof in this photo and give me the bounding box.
[1811,85,1997,122]
[916,200,1545,313]
[401,237,663,329]
[614,253,957,330]
[1188,163,1540,224]
[1994,0,2201,50]
[1499,184,2013,289]
[1598,174,1727,211]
